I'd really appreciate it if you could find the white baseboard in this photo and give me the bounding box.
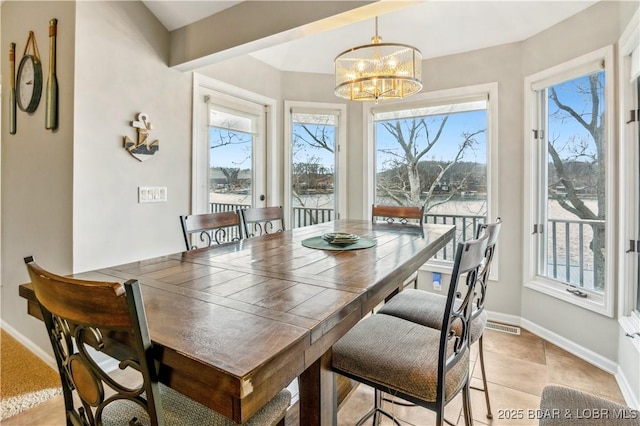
[486,311,522,327]
[616,365,640,410]
[2,319,119,373]
[1,319,57,370]
[521,318,618,374]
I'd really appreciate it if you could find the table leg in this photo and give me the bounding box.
[299,351,336,426]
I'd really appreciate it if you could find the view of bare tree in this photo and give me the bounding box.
[376,116,485,213]
[547,72,605,290]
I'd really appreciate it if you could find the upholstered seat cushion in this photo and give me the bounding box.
[332,313,469,403]
[539,386,640,426]
[101,385,291,426]
[378,289,487,343]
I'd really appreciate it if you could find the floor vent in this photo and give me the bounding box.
[485,321,521,335]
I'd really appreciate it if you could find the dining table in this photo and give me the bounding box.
[19,219,455,426]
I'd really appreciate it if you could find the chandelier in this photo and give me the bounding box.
[334,17,423,103]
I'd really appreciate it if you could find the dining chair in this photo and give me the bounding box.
[539,385,640,425]
[378,218,503,419]
[372,204,425,289]
[180,211,242,250]
[332,232,489,426]
[24,256,291,426]
[239,206,284,238]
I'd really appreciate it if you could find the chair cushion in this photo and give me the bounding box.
[378,289,487,343]
[539,385,640,426]
[101,384,291,426]
[332,313,469,404]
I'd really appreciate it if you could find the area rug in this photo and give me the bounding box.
[0,329,62,420]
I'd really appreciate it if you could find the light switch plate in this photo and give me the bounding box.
[139,186,167,203]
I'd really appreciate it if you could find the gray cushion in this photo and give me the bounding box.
[332,313,469,404]
[539,385,640,426]
[101,384,291,426]
[378,289,487,343]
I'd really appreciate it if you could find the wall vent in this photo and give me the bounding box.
[485,321,521,335]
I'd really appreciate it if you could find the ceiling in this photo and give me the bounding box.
[143,1,598,75]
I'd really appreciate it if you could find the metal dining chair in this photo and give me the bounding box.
[332,232,489,426]
[372,204,425,289]
[180,211,242,250]
[238,207,284,238]
[378,217,503,419]
[24,256,290,426]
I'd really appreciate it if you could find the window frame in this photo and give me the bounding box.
[363,83,499,279]
[523,46,615,317]
[284,101,347,228]
[618,10,640,338]
[192,74,278,214]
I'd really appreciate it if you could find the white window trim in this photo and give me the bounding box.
[362,83,499,281]
[283,101,347,227]
[618,9,640,333]
[192,73,278,214]
[523,46,615,317]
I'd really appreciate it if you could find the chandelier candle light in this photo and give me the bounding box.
[334,17,422,103]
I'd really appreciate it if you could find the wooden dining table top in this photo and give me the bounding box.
[19,219,455,425]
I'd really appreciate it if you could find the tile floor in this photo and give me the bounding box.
[335,327,627,426]
[2,327,626,425]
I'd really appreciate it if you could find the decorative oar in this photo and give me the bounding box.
[45,18,58,130]
[9,42,16,134]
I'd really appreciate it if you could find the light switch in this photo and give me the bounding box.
[139,186,167,203]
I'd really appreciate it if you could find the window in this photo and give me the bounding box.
[369,84,498,266]
[284,102,347,229]
[524,47,615,316]
[193,75,276,216]
[620,16,640,330]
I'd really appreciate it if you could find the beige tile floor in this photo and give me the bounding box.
[335,327,627,426]
[2,327,626,425]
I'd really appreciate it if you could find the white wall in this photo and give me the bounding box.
[73,1,192,272]
[1,1,77,351]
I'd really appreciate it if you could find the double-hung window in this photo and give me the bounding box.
[524,46,615,316]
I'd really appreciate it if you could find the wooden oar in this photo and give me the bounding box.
[9,42,16,135]
[45,18,58,130]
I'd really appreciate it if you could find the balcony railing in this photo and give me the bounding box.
[545,218,604,292]
[209,203,601,291]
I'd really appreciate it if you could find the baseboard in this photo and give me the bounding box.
[1,319,57,370]
[1,319,120,374]
[486,311,522,327]
[616,365,640,410]
[521,318,618,374]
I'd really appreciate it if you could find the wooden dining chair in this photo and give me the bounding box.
[372,204,425,289]
[378,217,503,419]
[239,207,284,238]
[24,256,290,426]
[332,232,489,426]
[180,211,242,250]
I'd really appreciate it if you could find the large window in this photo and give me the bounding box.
[370,84,497,264]
[524,47,614,316]
[193,76,276,217]
[285,102,347,229]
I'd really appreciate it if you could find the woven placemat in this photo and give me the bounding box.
[301,236,376,251]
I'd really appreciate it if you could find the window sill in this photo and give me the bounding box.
[524,278,613,318]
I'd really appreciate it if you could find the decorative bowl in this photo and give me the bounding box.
[322,232,360,246]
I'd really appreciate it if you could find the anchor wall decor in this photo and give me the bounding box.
[124,112,159,162]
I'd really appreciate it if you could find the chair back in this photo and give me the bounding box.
[371,205,424,227]
[24,256,164,426]
[239,206,284,238]
[472,217,503,315]
[180,211,242,250]
[437,233,488,408]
